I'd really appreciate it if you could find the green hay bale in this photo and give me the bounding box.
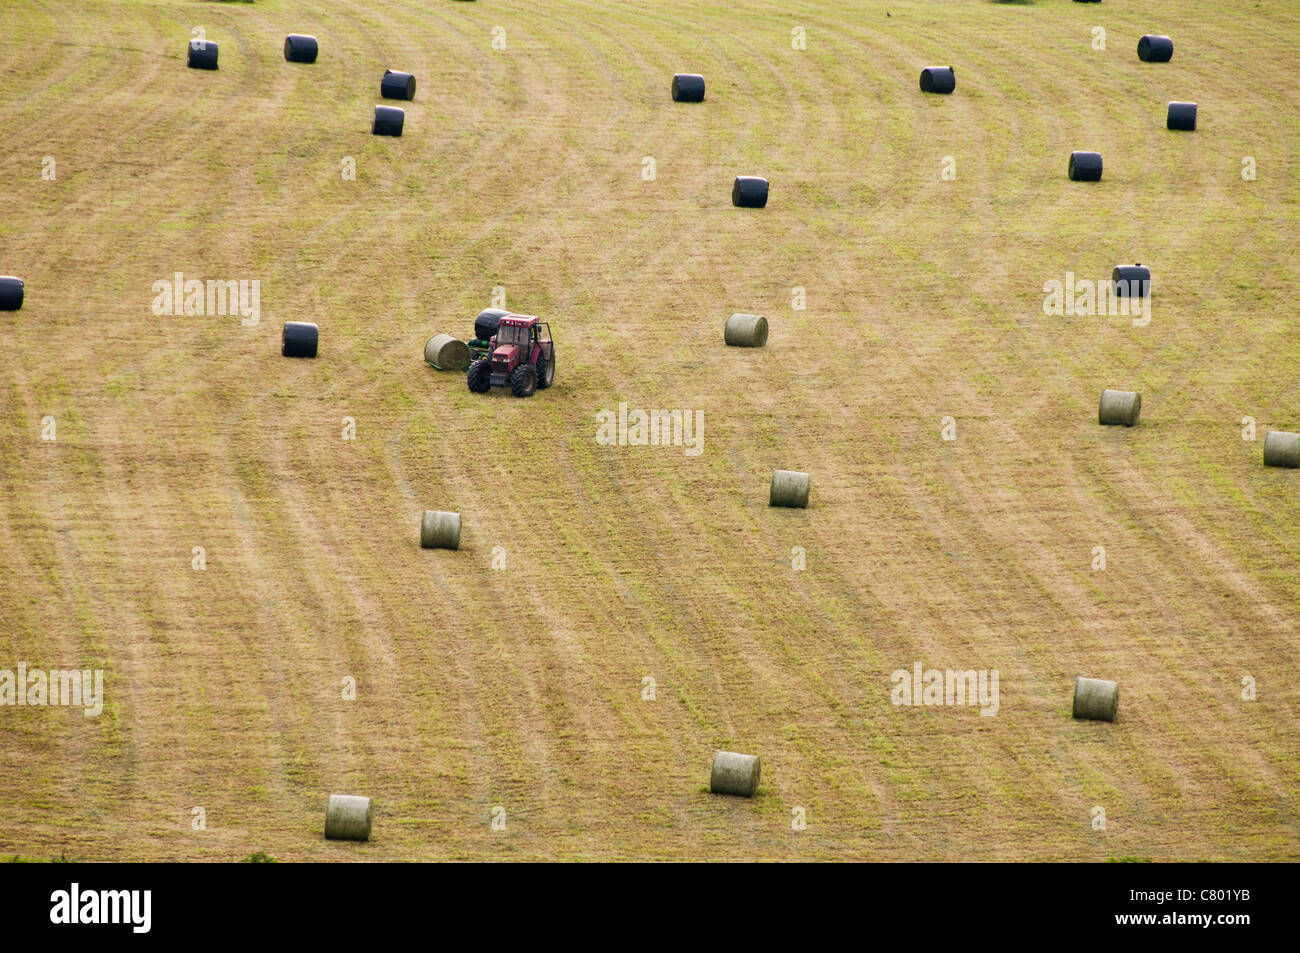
[724,313,768,347]
[1098,389,1141,426]
[421,510,461,550]
[324,794,372,841]
[710,750,760,797]
[425,334,471,371]
[1263,430,1300,468]
[1072,677,1119,722]
[770,469,810,508]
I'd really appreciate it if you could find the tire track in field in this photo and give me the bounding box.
[265,0,676,847]
[520,4,902,851]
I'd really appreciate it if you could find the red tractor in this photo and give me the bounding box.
[467,313,555,397]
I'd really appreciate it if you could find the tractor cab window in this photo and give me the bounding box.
[498,324,528,348]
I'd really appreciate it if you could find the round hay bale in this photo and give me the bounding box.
[1111,264,1150,298]
[425,334,472,371]
[281,321,318,358]
[1263,430,1300,469]
[1098,389,1141,427]
[1072,677,1119,722]
[373,105,405,137]
[381,69,416,101]
[1068,151,1103,182]
[724,313,768,348]
[421,510,461,550]
[186,39,219,71]
[0,276,24,311]
[732,176,769,208]
[1167,101,1197,132]
[474,307,509,342]
[919,66,955,94]
[1137,35,1174,62]
[284,34,319,64]
[324,794,372,841]
[710,750,760,797]
[770,469,810,508]
[671,73,706,102]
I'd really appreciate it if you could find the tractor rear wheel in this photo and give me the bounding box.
[537,351,555,389]
[467,359,492,393]
[510,363,537,398]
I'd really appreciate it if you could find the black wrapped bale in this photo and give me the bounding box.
[373,105,405,137]
[474,308,509,342]
[1111,264,1150,298]
[282,321,319,358]
[671,73,706,102]
[284,34,319,64]
[732,176,768,208]
[1068,151,1103,182]
[0,276,23,311]
[381,69,416,101]
[919,66,955,94]
[1137,35,1174,63]
[1167,101,1197,131]
[187,39,219,70]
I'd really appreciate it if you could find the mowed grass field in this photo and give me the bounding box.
[1,0,1297,862]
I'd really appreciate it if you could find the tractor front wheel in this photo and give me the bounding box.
[467,359,492,393]
[510,363,537,398]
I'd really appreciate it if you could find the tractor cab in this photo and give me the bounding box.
[494,316,535,349]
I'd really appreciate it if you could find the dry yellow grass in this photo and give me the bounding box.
[0,0,1297,861]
